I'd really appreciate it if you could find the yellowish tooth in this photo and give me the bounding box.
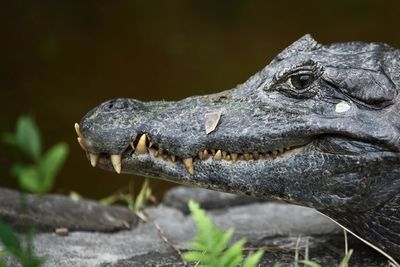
[243,153,251,161]
[130,142,135,150]
[77,137,87,151]
[272,150,278,156]
[74,123,84,139]
[183,158,195,175]
[136,134,147,154]
[222,151,227,158]
[203,150,209,160]
[89,154,99,167]
[156,148,163,157]
[111,154,122,174]
[226,155,231,161]
[231,153,238,162]
[171,155,176,162]
[214,150,222,160]
[198,151,203,160]
[149,148,157,156]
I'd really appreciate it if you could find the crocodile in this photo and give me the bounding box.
[75,34,400,261]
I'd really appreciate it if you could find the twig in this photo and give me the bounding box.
[343,229,348,255]
[316,210,400,267]
[136,210,187,266]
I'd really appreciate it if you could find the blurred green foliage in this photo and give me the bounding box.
[0,115,69,266]
[182,200,264,267]
[0,224,42,267]
[3,116,68,194]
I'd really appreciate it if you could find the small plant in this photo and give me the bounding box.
[300,249,353,267]
[2,116,68,194]
[99,179,153,212]
[182,200,264,267]
[0,223,42,267]
[1,115,69,267]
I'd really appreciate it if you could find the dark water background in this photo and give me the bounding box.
[1,1,400,200]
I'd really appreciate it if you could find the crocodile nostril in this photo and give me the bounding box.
[102,99,129,112]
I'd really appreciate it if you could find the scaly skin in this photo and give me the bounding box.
[77,35,400,260]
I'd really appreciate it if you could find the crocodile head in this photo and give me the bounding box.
[77,35,400,259]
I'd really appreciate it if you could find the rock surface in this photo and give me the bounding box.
[0,187,137,232]
[163,186,262,214]
[0,187,391,266]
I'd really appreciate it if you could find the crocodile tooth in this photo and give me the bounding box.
[74,123,84,139]
[226,155,231,161]
[171,155,176,162]
[211,149,216,155]
[214,150,222,160]
[198,151,203,160]
[203,150,209,160]
[149,148,157,156]
[157,148,163,157]
[272,150,278,156]
[279,149,284,153]
[253,153,260,160]
[243,153,251,161]
[231,153,238,162]
[111,155,122,174]
[136,134,147,154]
[130,142,135,150]
[222,151,227,158]
[89,154,99,167]
[77,137,87,151]
[183,158,195,175]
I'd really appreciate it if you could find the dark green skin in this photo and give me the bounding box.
[79,35,400,260]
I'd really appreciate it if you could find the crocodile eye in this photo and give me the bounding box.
[290,74,315,90]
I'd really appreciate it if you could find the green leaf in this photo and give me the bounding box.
[299,260,321,267]
[16,143,68,194]
[181,251,212,263]
[134,179,151,211]
[38,143,68,193]
[0,222,21,253]
[218,239,245,267]
[16,166,43,194]
[0,259,8,267]
[0,250,8,257]
[15,116,41,161]
[214,228,234,253]
[242,249,264,267]
[185,200,262,267]
[272,263,281,267]
[338,249,353,267]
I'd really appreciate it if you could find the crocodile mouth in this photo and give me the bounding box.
[75,123,308,176]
